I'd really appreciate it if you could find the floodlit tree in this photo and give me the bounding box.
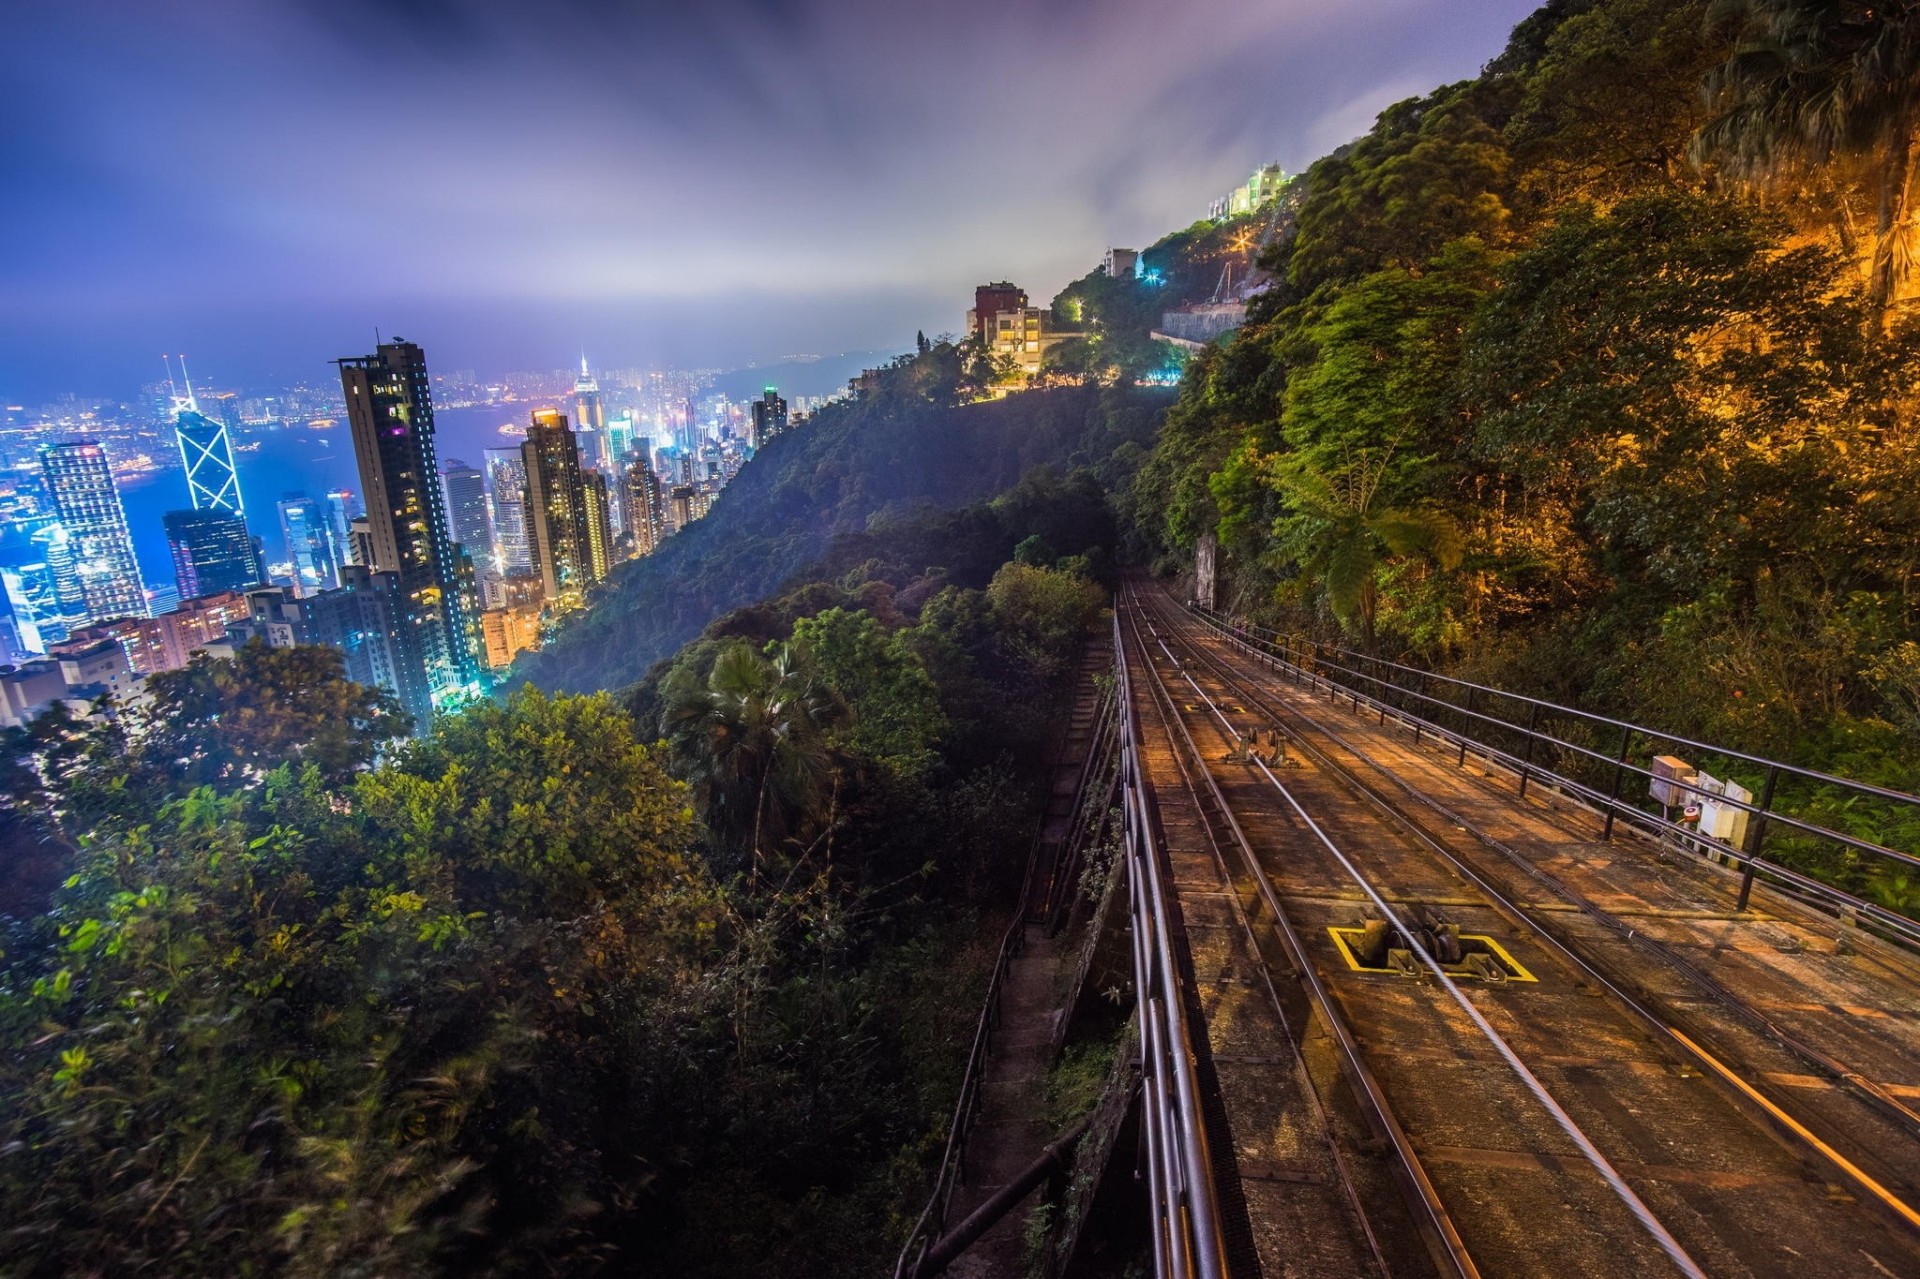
[1696,0,1920,322]
[1271,449,1463,652]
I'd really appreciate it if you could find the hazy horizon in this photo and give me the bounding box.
[2,0,1540,402]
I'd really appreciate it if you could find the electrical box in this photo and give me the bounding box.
[1650,755,1696,807]
[1696,774,1753,847]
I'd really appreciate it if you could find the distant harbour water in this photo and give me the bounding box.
[121,405,527,596]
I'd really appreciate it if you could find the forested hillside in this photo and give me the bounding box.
[12,0,1920,1272]
[517,354,1167,693]
[1131,0,1920,821]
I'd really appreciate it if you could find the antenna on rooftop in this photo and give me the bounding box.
[179,355,198,408]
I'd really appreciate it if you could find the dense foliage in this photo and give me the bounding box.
[1,463,1116,1274]
[516,357,1165,694]
[1131,0,1920,803]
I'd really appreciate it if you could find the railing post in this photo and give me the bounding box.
[1517,701,1542,797]
[1601,725,1633,840]
[1413,672,1429,745]
[1735,766,1781,912]
[1458,686,1478,766]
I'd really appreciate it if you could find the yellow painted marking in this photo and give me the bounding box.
[1327,926,1538,983]
[1666,1025,1920,1232]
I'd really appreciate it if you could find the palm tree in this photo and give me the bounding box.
[663,642,836,870]
[1273,450,1463,651]
[1694,0,1920,324]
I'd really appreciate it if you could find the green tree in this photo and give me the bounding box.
[1269,450,1463,650]
[985,562,1108,678]
[0,690,715,1276]
[138,641,410,790]
[663,642,837,868]
[788,608,946,780]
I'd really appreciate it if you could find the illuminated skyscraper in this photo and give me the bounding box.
[324,490,360,563]
[572,356,605,436]
[622,456,664,556]
[606,413,636,469]
[39,442,147,623]
[520,409,600,605]
[167,359,245,515]
[749,387,788,450]
[484,448,531,574]
[582,470,613,583]
[440,459,493,567]
[336,339,481,709]
[164,508,264,600]
[278,495,338,597]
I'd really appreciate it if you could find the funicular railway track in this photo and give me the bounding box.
[1116,582,1920,1278]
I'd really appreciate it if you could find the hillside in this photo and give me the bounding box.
[516,360,1168,693]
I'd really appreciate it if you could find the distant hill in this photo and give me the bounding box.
[513,366,1169,694]
[712,349,904,404]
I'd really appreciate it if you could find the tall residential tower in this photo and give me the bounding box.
[336,339,481,710]
[40,442,147,623]
[521,408,601,606]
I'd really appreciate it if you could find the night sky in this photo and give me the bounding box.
[0,0,1539,400]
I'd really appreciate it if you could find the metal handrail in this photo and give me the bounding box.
[1186,602,1920,947]
[1201,605,1920,804]
[893,915,1027,1278]
[1113,610,1231,1279]
[895,637,1105,1277]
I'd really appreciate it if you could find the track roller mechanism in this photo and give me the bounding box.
[1331,906,1535,983]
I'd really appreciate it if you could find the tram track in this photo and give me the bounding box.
[1118,582,1920,1277]
[1146,583,1920,1228]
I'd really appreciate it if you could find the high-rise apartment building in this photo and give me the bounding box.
[749,387,788,450]
[164,508,264,600]
[520,409,599,606]
[665,483,698,537]
[40,442,147,624]
[479,602,543,670]
[440,459,493,567]
[622,457,664,556]
[347,517,374,571]
[278,495,339,597]
[484,448,531,575]
[582,470,613,584]
[302,565,432,730]
[336,339,482,710]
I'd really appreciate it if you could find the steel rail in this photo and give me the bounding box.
[1119,601,1425,1279]
[1200,608,1920,869]
[1113,610,1232,1279]
[1125,586,1713,1276]
[1195,598,1920,1148]
[1186,604,1920,948]
[1198,604,1920,808]
[1147,586,1920,1240]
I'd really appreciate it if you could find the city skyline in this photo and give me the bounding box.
[0,0,1537,399]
